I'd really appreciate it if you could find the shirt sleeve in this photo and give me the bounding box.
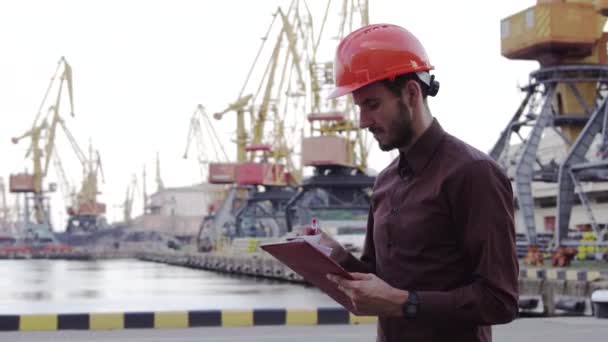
[417,160,519,325]
[339,206,376,274]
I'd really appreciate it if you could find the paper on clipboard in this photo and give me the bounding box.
[260,238,356,312]
[289,234,333,256]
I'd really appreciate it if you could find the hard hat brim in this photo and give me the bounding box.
[327,84,363,100]
[328,68,436,100]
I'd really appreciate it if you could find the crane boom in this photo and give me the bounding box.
[278,7,306,93]
[251,28,285,149]
[184,105,231,181]
[10,57,75,227]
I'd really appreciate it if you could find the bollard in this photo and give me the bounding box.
[591,290,608,318]
[542,279,566,316]
[518,278,545,315]
[590,282,608,318]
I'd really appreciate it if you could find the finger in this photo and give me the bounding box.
[350,299,358,314]
[341,286,355,298]
[337,283,349,294]
[349,272,374,280]
[335,281,356,296]
[336,279,361,291]
[327,274,346,283]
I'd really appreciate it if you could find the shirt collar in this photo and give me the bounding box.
[398,118,445,176]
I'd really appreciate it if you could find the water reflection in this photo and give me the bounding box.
[68,264,105,272]
[0,259,338,314]
[68,289,102,299]
[15,291,52,301]
[30,277,46,285]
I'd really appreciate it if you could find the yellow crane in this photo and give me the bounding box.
[300,0,370,172]
[255,6,310,184]
[51,145,76,214]
[212,2,310,185]
[12,57,106,233]
[493,0,608,264]
[283,0,376,233]
[10,57,74,229]
[66,140,106,232]
[212,96,252,163]
[197,2,313,251]
[50,134,105,233]
[501,0,608,143]
[184,104,230,180]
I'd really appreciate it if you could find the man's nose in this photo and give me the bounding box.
[359,111,373,129]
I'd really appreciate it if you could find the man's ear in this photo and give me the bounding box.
[400,79,422,110]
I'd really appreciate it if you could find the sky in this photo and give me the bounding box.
[0,0,541,230]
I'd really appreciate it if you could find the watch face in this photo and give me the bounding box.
[406,305,417,315]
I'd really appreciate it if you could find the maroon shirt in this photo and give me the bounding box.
[341,119,519,342]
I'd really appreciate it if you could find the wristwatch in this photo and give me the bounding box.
[401,291,420,319]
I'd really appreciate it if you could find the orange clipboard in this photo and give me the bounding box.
[260,239,356,312]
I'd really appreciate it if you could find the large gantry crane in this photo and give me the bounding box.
[184,104,230,182]
[64,141,107,234]
[11,57,107,240]
[10,57,75,240]
[285,0,375,235]
[196,1,311,251]
[491,0,608,265]
[183,104,243,251]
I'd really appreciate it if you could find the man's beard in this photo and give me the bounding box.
[377,100,414,151]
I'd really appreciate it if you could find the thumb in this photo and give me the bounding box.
[350,272,374,280]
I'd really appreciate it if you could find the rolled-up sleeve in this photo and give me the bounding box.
[417,160,519,325]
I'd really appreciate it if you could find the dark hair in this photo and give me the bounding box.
[381,73,439,99]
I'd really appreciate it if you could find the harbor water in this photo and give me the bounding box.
[0,259,338,314]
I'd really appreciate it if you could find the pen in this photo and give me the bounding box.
[307,218,319,235]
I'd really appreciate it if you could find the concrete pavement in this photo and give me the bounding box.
[3,317,607,342]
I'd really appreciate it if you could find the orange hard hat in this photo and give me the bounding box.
[328,23,435,99]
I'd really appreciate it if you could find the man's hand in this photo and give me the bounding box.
[317,229,350,262]
[327,272,408,317]
[291,226,349,263]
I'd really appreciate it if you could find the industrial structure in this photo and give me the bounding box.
[492,0,608,264]
[0,1,376,255]
[192,0,375,252]
[0,177,18,237]
[3,0,608,324]
[9,57,107,242]
[195,1,315,251]
[284,0,374,235]
[133,182,225,241]
[2,0,607,271]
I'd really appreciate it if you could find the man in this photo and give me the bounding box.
[321,23,519,341]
